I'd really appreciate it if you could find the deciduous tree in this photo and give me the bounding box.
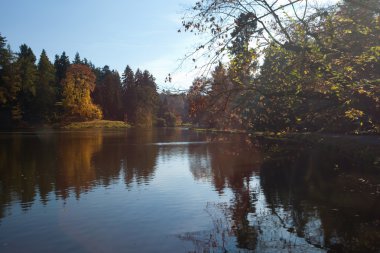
[62,64,102,121]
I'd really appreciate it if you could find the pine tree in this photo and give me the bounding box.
[73,52,82,64]
[17,44,37,122]
[54,51,70,101]
[93,66,123,120]
[122,68,159,126]
[0,34,21,126]
[35,49,56,122]
[121,65,135,122]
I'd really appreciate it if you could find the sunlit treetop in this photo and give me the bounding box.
[179,0,341,73]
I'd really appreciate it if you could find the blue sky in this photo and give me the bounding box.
[0,0,196,90]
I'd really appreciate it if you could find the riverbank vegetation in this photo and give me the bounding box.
[184,0,379,135]
[1,0,379,134]
[62,120,130,129]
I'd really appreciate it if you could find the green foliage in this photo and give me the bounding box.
[0,34,22,126]
[73,52,82,64]
[62,120,130,129]
[0,33,164,128]
[17,44,38,122]
[246,0,380,133]
[92,66,123,120]
[187,0,380,134]
[122,67,159,127]
[54,52,70,101]
[34,50,56,122]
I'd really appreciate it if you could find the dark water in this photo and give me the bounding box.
[0,128,379,253]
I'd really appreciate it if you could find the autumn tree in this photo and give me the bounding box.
[62,64,102,121]
[184,0,380,133]
[187,77,208,126]
[188,63,246,129]
[0,33,167,127]
[181,0,324,130]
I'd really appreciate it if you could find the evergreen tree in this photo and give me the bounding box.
[122,67,159,126]
[35,49,56,122]
[73,52,82,64]
[17,44,37,122]
[54,51,70,101]
[122,65,135,122]
[93,66,123,120]
[0,34,21,126]
[122,65,134,90]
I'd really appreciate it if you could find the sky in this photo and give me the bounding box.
[0,0,197,90]
[0,0,339,91]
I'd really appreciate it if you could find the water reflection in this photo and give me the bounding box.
[181,137,380,252]
[187,140,261,251]
[259,141,380,252]
[188,137,261,191]
[0,129,379,252]
[0,129,161,220]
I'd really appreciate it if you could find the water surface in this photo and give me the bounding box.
[0,128,379,252]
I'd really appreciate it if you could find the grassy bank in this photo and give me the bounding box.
[191,127,246,134]
[62,120,130,129]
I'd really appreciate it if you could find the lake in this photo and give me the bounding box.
[0,128,379,252]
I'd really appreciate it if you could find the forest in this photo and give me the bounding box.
[1,0,379,134]
[0,34,187,128]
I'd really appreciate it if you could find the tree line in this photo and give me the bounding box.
[185,0,379,134]
[0,35,184,128]
[2,0,378,133]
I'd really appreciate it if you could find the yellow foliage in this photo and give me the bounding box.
[62,64,103,121]
[345,109,364,121]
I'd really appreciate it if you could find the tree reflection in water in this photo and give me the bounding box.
[182,137,380,252]
[0,129,159,220]
[183,138,263,252]
[0,130,379,252]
